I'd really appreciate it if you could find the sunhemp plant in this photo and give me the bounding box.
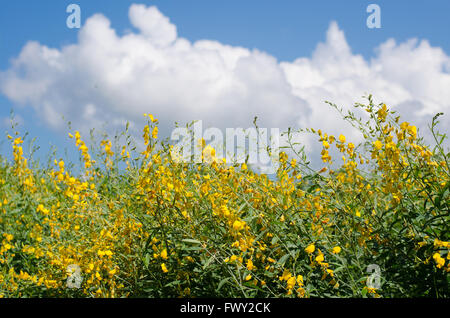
[0,96,448,298]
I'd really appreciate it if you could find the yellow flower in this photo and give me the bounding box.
[280,269,292,281]
[246,259,254,271]
[407,125,417,138]
[332,246,341,254]
[400,122,409,131]
[373,140,383,150]
[161,263,169,273]
[296,275,304,285]
[287,276,296,290]
[347,142,354,151]
[160,249,168,260]
[377,104,388,122]
[315,253,324,263]
[305,244,315,254]
[339,135,346,143]
[149,114,157,123]
[232,220,245,231]
[152,127,158,139]
[433,253,445,268]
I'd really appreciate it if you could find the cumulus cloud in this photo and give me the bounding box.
[129,4,177,46]
[0,4,308,139]
[0,4,449,157]
[281,21,450,145]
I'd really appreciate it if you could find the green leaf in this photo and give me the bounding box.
[143,253,150,267]
[182,239,201,244]
[271,236,279,245]
[202,255,215,270]
[361,287,368,297]
[217,277,230,292]
[278,254,290,267]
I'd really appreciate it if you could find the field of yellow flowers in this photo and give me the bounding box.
[0,96,448,298]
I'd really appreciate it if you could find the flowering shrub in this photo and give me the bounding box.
[0,96,448,298]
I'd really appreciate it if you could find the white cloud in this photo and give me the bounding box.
[0,4,449,157]
[129,4,177,46]
[281,21,450,146]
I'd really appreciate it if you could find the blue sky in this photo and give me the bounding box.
[2,1,450,64]
[1,0,449,161]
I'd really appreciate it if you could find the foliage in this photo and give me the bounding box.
[0,96,448,298]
